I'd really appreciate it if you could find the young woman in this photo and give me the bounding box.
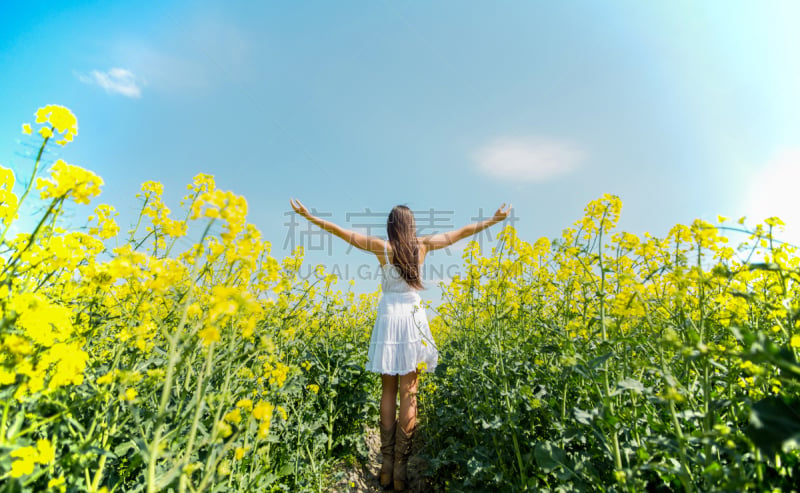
[289,199,512,491]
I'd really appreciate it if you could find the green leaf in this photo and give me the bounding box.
[534,441,567,473]
[573,407,596,425]
[6,410,25,440]
[114,440,136,457]
[479,416,503,430]
[615,378,646,395]
[746,396,800,455]
[588,352,613,370]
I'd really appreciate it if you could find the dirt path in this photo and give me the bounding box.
[332,426,434,492]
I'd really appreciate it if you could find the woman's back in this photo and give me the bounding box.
[380,243,423,293]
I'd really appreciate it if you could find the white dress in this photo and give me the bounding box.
[365,243,438,375]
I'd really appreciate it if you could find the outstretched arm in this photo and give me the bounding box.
[290,199,385,254]
[420,203,512,252]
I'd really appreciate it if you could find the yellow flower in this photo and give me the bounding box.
[257,420,271,439]
[0,368,16,385]
[265,362,289,387]
[22,123,32,135]
[236,399,253,412]
[662,386,685,403]
[253,400,274,421]
[35,105,78,142]
[0,183,18,227]
[10,292,74,347]
[3,334,32,355]
[217,459,232,476]
[791,335,800,349]
[198,325,220,345]
[188,173,216,194]
[89,204,120,239]
[223,408,242,425]
[765,216,785,227]
[307,384,320,394]
[122,388,137,402]
[36,439,55,464]
[36,159,104,204]
[97,371,115,385]
[216,421,232,438]
[48,475,66,492]
[10,446,38,477]
[49,342,89,388]
[738,360,763,375]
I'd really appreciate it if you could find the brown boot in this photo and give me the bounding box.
[379,420,396,489]
[393,425,414,491]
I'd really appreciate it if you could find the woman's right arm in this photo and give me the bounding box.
[290,198,385,255]
[420,203,512,252]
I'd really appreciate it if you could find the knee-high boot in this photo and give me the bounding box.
[393,424,414,491]
[379,420,397,488]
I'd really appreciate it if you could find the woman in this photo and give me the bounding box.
[289,199,512,491]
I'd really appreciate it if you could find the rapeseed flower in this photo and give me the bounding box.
[36,159,103,204]
[9,439,55,478]
[236,398,253,412]
[35,105,78,143]
[10,446,38,477]
[0,166,18,226]
[223,408,242,425]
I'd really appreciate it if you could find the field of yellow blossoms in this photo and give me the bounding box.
[1,106,799,492]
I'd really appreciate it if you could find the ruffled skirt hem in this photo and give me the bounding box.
[365,342,438,375]
[365,293,438,375]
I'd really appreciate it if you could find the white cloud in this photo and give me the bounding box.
[743,148,800,244]
[78,68,144,98]
[474,137,583,182]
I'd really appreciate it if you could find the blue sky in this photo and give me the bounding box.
[2,1,799,297]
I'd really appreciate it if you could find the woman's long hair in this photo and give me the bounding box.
[386,205,423,290]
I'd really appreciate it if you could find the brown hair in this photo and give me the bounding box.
[387,205,423,290]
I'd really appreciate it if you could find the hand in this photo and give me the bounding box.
[492,203,512,223]
[290,198,310,218]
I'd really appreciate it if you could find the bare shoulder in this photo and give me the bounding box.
[417,239,428,264]
[376,239,390,266]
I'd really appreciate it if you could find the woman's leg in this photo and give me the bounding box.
[398,370,418,433]
[394,370,418,489]
[380,374,399,429]
[379,374,399,487]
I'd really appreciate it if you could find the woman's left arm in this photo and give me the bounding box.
[290,199,385,254]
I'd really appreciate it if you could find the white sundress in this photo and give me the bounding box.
[365,243,438,375]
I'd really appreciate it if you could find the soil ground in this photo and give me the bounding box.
[331,425,434,492]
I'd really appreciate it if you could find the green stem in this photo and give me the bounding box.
[0,131,50,245]
[596,218,623,473]
[179,343,215,493]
